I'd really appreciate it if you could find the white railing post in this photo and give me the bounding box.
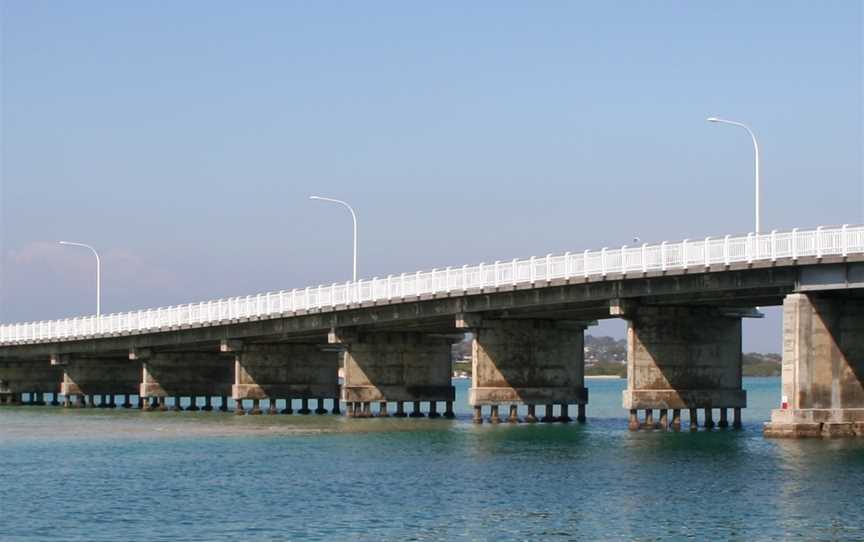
[493,261,500,287]
[641,244,647,273]
[564,251,571,278]
[583,250,589,278]
[771,230,777,261]
[723,235,730,266]
[511,259,517,285]
[746,233,754,263]
[661,242,667,271]
[461,266,467,291]
[704,237,711,268]
[842,224,849,257]
[620,246,627,275]
[816,226,824,258]
[792,228,799,260]
[545,254,551,281]
[601,248,607,276]
[682,239,688,269]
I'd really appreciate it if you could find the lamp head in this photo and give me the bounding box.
[706,117,720,123]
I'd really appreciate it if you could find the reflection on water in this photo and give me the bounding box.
[2,378,864,541]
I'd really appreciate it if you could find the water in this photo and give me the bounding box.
[2,378,864,541]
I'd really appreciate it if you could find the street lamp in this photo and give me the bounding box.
[707,116,761,234]
[58,241,101,317]
[309,196,358,281]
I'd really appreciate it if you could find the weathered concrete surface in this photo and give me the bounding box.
[331,330,454,403]
[229,342,339,400]
[56,356,139,396]
[0,360,61,396]
[622,306,745,410]
[765,293,864,438]
[137,350,233,397]
[467,319,588,406]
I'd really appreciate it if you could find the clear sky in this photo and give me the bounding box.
[1,2,862,351]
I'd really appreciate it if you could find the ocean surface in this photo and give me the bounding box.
[2,377,864,541]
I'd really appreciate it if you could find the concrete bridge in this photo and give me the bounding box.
[1,225,863,437]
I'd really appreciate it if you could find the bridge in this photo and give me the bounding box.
[1,225,862,437]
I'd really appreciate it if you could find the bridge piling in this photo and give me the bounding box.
[621,305,746,433]
[765,293,864,437]
[332,329,455,419]
[463,318,588,428]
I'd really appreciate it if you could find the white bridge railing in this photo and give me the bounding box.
[2,224,862,345]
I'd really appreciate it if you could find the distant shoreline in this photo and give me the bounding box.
[585,375,622,379]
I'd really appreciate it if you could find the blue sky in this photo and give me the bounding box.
[1,2,862,351]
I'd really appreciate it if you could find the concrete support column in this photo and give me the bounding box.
[228,342,339,416]
[622,305,746,429]
[541,404,555,423]
[489,405,501,424]
[671,409,682,430]
[0,360,62,405]
[473,405,483,424]
[659,409,669,429]
[559,404,571,423]
[733,408,742,429]
[508,404,519,423]
[689,408,698,430]
[378,401,389,417]
[268,399,278,415]
[428,401,440,419]
[315,399,328,415]
[444,400,455,419]
[718,408,729,428]
[525,404,538,423]
[282,398,293,415]
[464,318,588,425]
[642,409,655,429]
[332,330,455,419]
[394,401,406,418]
[331,398,341,415]
[137,349,233,411]
[765,293,864,437]
[203,396,213,412]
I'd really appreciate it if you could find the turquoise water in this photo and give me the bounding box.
[2,378,864,541]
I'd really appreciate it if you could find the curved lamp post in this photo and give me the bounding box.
[707,117,761,234]
[58,241,101,317]
[309,196,358,282]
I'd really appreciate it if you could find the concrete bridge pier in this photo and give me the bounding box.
[765,293,864,437]
[51,354,141,408]
[225,340,339,416]
[330,329,455,419]
[0,360,61,407]
[618,304,746,431]
[135,348,233,414]
[461,317,588,424]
